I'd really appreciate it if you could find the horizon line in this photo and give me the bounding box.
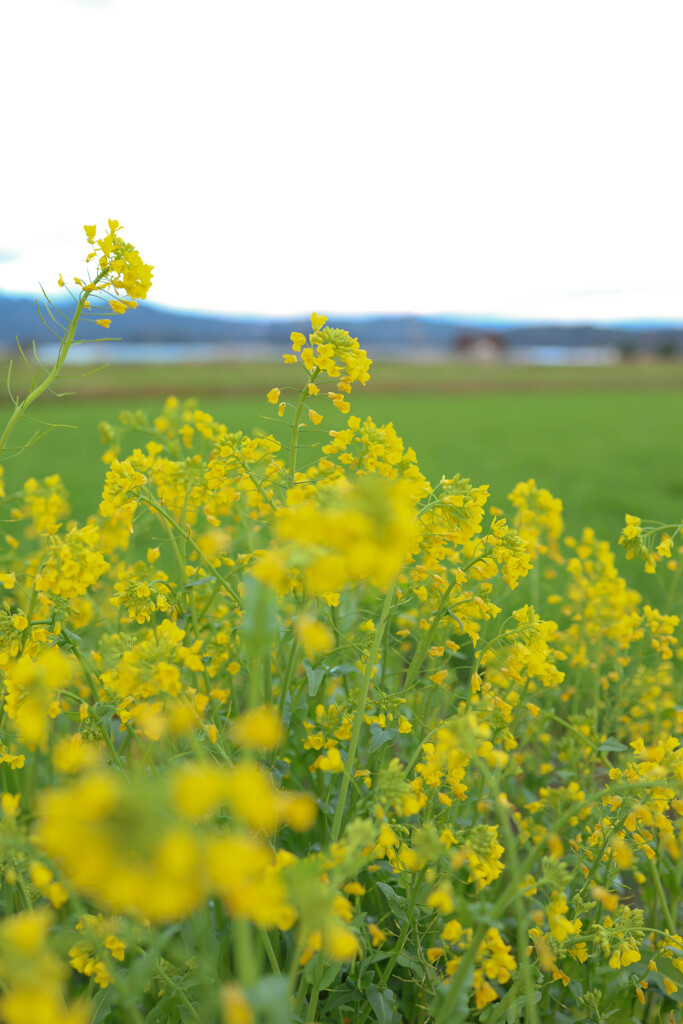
[2,289,683,329]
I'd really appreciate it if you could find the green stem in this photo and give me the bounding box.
[540,710,611,769]
[277,636,300,717]
[293,957,312,1020]
[403,553,489,693]
[651,859,676,934]
[233,918,258,987]
[305,951,326,1023]
[259,928,281,974]
[330,578,396,843]
[140,493,241,606]
[70,645,125,771]
[382,867,427,984]
[161,517,191,609]
[288,370,319,486]
[483,980,523,1024]
[154,961,202,1024]
[0,271,106,458]
[240,459,277,509]
[578,808,631,898]
[403,579,458,692]
[491,781,538,1024]
[15,872,34,911]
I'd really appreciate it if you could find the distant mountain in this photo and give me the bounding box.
[0,295,476,351]
[0,294,307,348]
[1,292,682,355]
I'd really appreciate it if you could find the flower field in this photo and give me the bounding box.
[0,226,682,1024]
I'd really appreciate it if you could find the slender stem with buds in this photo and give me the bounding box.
[0,269,108,459]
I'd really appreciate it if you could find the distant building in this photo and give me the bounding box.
[454,332,506,361]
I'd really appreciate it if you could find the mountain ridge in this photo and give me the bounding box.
[1,293,682,353]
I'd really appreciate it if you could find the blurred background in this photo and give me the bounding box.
[1,0,682,574]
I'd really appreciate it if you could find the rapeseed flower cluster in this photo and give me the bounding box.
[78,220,153,305]
[1,230,683,1023]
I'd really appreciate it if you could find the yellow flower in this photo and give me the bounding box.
[611,836,633,869]
[231,706,284,750]
[170,763,227,821]
[221,983,254,1024]
[657,536,673,557]
[325,922,359,961]
[0,908,52,952]
[591,885,619,911]
[3,649,72,750]
[28,862,68,909]
[343,882,366,896]
[317,747,344,773]
[1,793,20,818]
[267,388,280,404]
[547,892,581,941]
[296,615,335,658]
[208,834,295,928]
[547,833,564,858]
[442,919,463,943]
[426,884,455,915]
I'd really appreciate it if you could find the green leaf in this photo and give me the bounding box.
[302,954,342,990]
[652,959,683,1003]
[319,986,363,1014]
[375,882,407,923]
[303,659,326,697]
[56,626,82,649]
[328,662,357,677]
[90,988,114,1024]
[270,758,291,786]
[127,925,180,992]
[397,952,424,978]
[480,981,541,1023]
[183,575,216,588]
[366,983,398,1024]
[180,1005,201,1024]
[249,975,292,1024]
[361,950,391,967]
[145,993,181,1024]
[369,724,399,754]
[431,966,474,1024]
[598,737,628,752]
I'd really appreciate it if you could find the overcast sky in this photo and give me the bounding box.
[1,0,682,321]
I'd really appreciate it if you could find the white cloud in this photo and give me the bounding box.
[1,0,682,320]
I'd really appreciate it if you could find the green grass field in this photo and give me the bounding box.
[3,355,683,399]
[2,359,681,599]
